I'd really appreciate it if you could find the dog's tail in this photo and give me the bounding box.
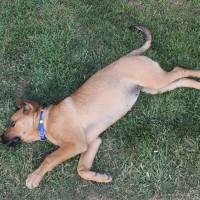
[128,25,152,56]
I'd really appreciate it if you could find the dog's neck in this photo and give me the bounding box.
[35,105,59,145]
[38,109,47,141]
[34,107,49,141]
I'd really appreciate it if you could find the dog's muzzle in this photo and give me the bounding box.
[0,135,21,147]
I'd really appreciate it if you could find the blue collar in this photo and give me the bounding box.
[38,111,46,141]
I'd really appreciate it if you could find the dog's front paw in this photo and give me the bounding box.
[26,170,43,189]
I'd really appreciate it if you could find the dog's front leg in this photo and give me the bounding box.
[26,143,86,189]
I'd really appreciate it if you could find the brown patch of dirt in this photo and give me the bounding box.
[169,0,184,6]
[192,7,199,16]
[15,79,29,98]
[127,0,143,7]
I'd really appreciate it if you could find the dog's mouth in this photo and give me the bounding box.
[0,135,21,147]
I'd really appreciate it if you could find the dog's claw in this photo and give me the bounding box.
[26,171,43,189]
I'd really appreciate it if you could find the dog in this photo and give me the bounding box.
[2,26,200,189]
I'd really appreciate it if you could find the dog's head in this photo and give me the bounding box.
[1,99,41,146]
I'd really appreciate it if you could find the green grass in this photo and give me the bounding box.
[0,0,200,199]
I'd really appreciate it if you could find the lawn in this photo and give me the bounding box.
[0,0,200,199]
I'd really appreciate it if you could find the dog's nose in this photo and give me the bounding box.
[1,134,11,144]
[1,135,21,147]
[1,134,7,144]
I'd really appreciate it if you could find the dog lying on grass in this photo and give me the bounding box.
[2,26,200,189]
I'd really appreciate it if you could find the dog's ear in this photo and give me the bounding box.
[16,99,40,113]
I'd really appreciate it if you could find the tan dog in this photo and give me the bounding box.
[2,26,200,189]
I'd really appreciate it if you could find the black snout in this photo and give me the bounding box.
[1,135,21,147]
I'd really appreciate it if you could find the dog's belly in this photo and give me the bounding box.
[75,81,142,143]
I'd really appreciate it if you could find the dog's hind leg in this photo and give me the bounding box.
[142,78,200,94]
[140,66,200,90]
[77,137,112,183]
